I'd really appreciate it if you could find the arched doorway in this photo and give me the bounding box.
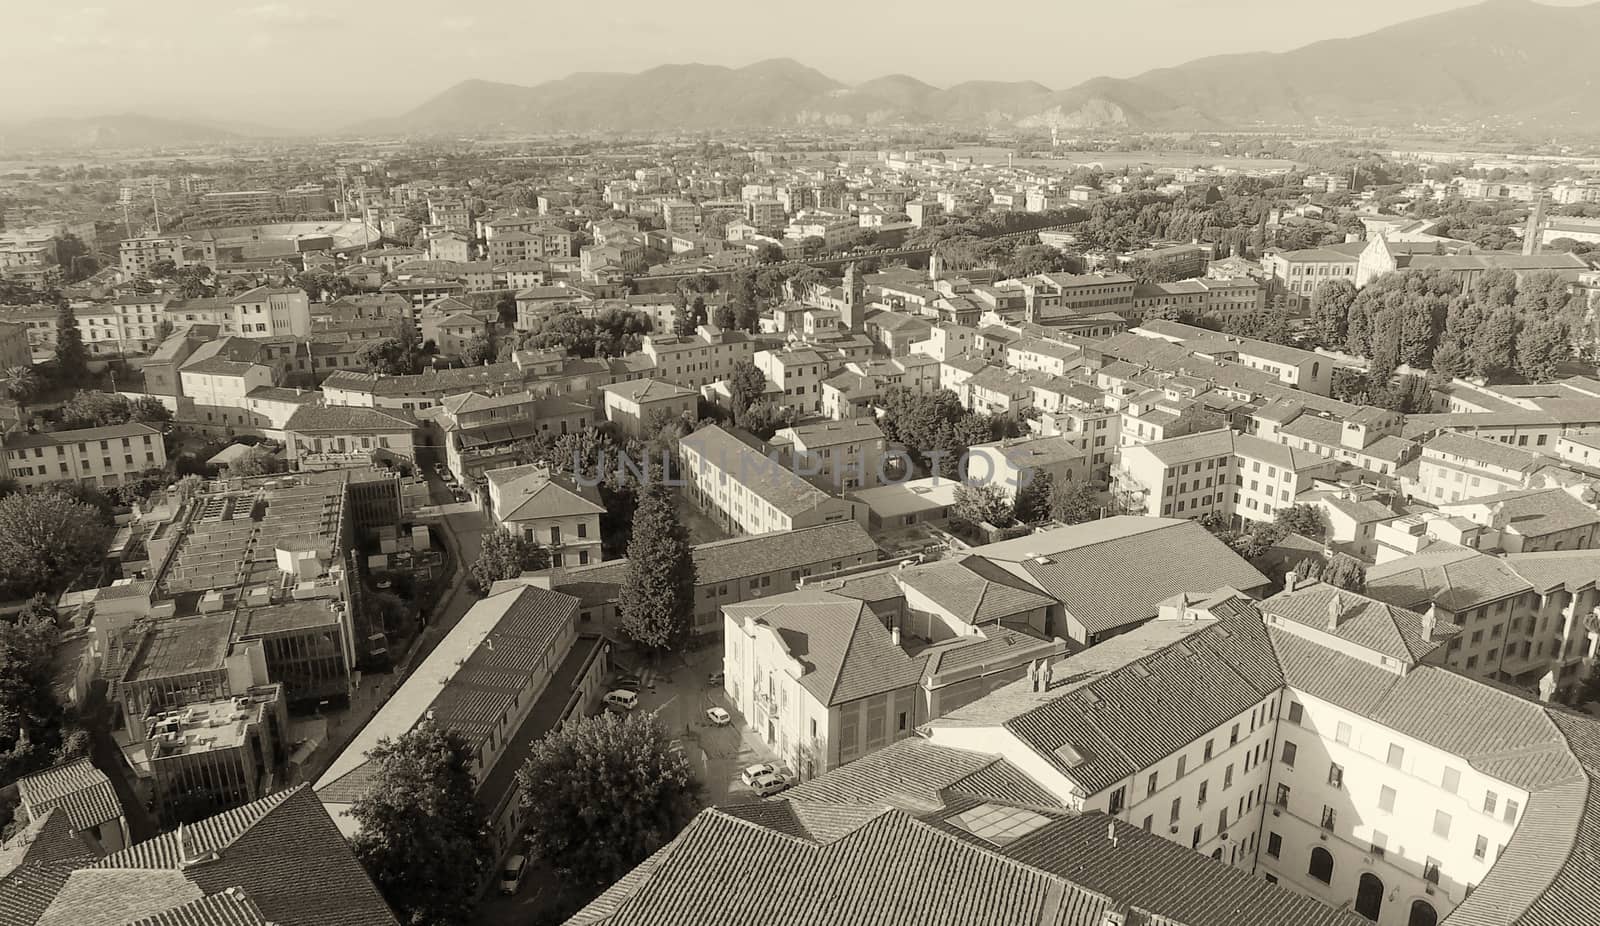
[1408,899,1438,926]
[1355,873,1384,921]
[1308,846,1334,884]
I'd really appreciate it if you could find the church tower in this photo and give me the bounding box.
[842,261,864,333]
[1523,194,1547,257]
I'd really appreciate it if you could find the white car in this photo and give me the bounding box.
[750,772,790,797]
[740,763,777,786]
[706,707,731,726]
[603,690,639,712]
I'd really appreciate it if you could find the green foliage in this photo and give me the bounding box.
[877,387,994,479]
[511,307,651,359]
[469,526,550,594]
[460,332,496,367]
[54,390,171,430]
[1311,279,1357,346]
[357,336,426,376]
[1298,553,1367,593]
[0,492,113,597]
[0,598,87,783]
[516,711,698,889]
[4,366,40,404]
[1012,471,1054,524]
[1197,511,1287,562]
[1274,504,1326,541]
[1048,477,1099,525]
[351,721,492,926]
[53,304,88,381]
[227,447,282,477]
[617,484,696,653]
[953,482,1015,528]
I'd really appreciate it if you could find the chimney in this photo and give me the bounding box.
[1284,570,1299,593]
[1107,821,1118,847]
[1326,593,1342,632]
[1422,606,1437,642]
[1041,660,1054,690]
[890,626,901,647]
[1029,659,1042,692]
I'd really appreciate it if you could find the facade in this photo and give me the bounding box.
[1117,428,1341,526]
[601,378,699,438]
[284,406,418,471]
[1415,432,1545,504]
[1,422,166,489]
[641,326,757,389]
[485,464,605,567]
[768,418,886,492]
[679,425,861,536]
[142,685,289,826]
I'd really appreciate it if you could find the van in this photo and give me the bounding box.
[499,854,527,895]
[603,689,639,712]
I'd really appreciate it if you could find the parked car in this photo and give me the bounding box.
[706,707,731,726]
[603,690,639,712]
[740,763,777,786]
[499,854,527,895]
[749,772,790,797]
[615,673,643,690]
[707,671,724,687]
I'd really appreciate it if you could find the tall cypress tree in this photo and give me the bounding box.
[617,484,696,653]
[54,301,88,381]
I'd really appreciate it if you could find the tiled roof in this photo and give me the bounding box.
[15,759,123,836]
[123,889,270,926]
[977,518,1269,635]
[1366,543,1534,612]
[284,405,417,432]
[896,556,1055,625]
[487,465,604,522]
[1505,549,1600,593]
[1424,430,1546,473]
[723,589,927,707]
[678,426,833,517]
[1442,486,1600,539]
[779,739,1058,814]
[1262,581,1455,664]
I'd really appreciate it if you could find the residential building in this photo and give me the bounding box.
[1437,486,1600,553]
[754,346,829,415]
[485,464,604,567]
[1117,428,1341,525]
[642,326,757,389]
[965,435,1089,500]
[1415,432,1547,504]
[284,406,418,471]
[1261,243,1361,308]
[315,585,608,858]
[768,418,887,492]
[601,378,698,438]
[2,422,166,489]
[13,758,129,855]
[679,425,862,536]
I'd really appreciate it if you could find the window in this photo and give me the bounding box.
[1224,764,1234,789]
[1177,756,1187,778]
[1281,741,1297,768]
[1379,785,1396,813]
[1142,815,1152,832]
[1433,810,1452,838]
[1148,772,1158,797]
[1230,723,1240,746]
[1204,739,1214,761]
[1287,702,1304,725]
[1328,763,1344,789]
[1387,744,1405,769]
[1198,780,1209,806]
[1309,846,1334,884]
[1170,797,1182,824]
[1372,831,1388,857]
[1504,799,1518,824]
[1218,808,1228,832]
[1336,721,1351,745]
[1320,805,1336,830]
[1483,791,1498,815]
[1108,786,1126,815]
[1275,783,1290,807]
[1423,858,1441,885]
[1266,831,1283,858]
[1441,766,1461,794]
[1474,835,1487,861]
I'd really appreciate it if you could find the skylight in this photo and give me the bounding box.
[1054,742,1086,766]
[951,803,1051,846]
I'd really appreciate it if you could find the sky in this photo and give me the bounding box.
[5,0,1592,130]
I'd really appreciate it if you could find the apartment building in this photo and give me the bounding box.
[284,406,418,472]
[679,425,860,536]
[142,685,288,826]
[754,346,829,415]
[1017,272,1137,322]
[1437,486,1600,553]
[601,377,698,438]
[13,758,129,855]
[118,236,186,277]
[485,464,604,567]
[1118,428,1341,526]
[769,418,886,492]
[2,422,166,488]
[1261,244,1361,308]
[642,326,757,389]
[1415,432,1547,504]
[965,435,1090,500]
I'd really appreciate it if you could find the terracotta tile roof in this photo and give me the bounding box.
[779,739,1058,815]
[896,556,1056,625]
[123,889,270,926]
[1505,549,1600,593]
[1366,543,1534,612]
[1442,486,1600,539]
[15,760,123,837]
[1261,582,1452,665]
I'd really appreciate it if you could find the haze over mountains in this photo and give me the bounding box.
[4,0,1596,150]
[360,0,1600,136]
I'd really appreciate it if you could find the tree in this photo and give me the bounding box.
[1299,553,1367,593]
[357,337,424,376]
[1048,477,1099,525]
[226,447,281,477]
[727,359,768,426]
[460,332,496,367]
[1469,307,1521,381]
[713,304,737,330]
[0,492,113,597]
[952,482,1015,528]
[617,484,696,653]
[4,366,40,404]
[516,711,698,890]
[1012,471,1053,524]
[351,721,492,926]
[1515,316,1568,383]
[468,526,550,594]
[0,603,83,782]
[54,303,88,382]
[1275,504,1326,541]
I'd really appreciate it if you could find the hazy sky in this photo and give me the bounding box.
[6,0,1590,129]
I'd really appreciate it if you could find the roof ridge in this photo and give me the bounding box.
[825,600,875,705]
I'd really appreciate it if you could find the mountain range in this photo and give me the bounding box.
[5,0,1597,150]
[361,0,1600,136]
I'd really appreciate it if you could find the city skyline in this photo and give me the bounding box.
[7,0,1592,130]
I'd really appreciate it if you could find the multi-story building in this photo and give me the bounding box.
[284,406,418,472]
[118,236,186,277]
[965,435,1090,500]
[2,422,166,488]
[601,378,698,438]
[485,464,604,567]
[1016,272,1137,322]
[768,418,886,492]
[642,326,757,390]
[1414,432,1546,504]
[753,346,829,415]
[1436,486,1600,553]
[142,684,288,826]
[1117,428,1340,525]
[1261,244,1361,309]
[679,425,861,537]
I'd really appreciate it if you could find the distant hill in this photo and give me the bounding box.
[0,114,249,151]
[357,2,1600,136]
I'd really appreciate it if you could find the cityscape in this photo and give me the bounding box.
[5,2,1600,926]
